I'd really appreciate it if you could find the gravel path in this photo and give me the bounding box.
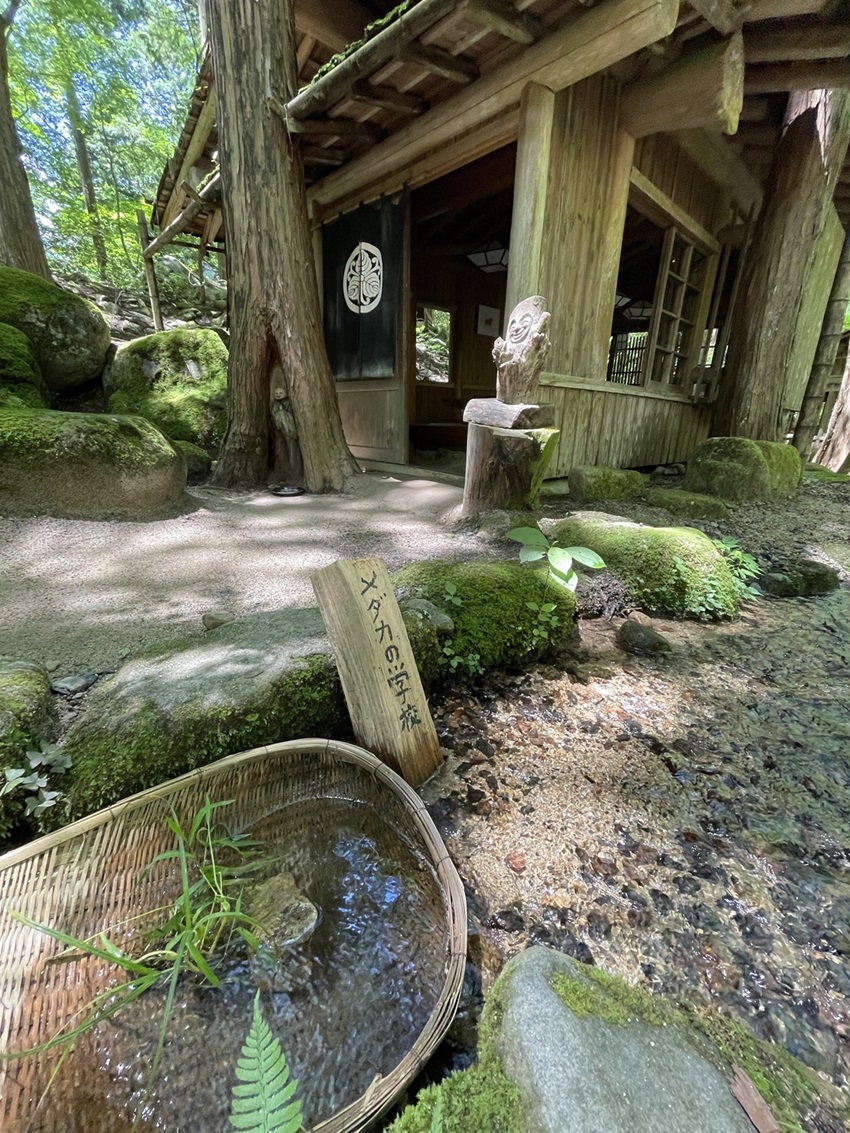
[0,472,484,675]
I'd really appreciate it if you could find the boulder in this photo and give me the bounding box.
[393,560,577,676]
[0,322,49,406]
[172,438,212,479]
[0,267,110,391]
[0,658,55,842]
[683,437,801,501]
[615,618,672,655]
[0,409,187,519]
[568,465,646,504]
[759,558,840,598]
[492,948,756,1133]
[645,487,729,519]
[543,512,737,619]
[104,328,228,448]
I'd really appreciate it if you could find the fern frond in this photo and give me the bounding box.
[230,992,303,1133]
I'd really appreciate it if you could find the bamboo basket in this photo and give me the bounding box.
[0,738,467,1133]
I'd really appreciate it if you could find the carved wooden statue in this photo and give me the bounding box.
[492,295,551,404]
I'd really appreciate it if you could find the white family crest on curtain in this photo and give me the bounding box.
[343,241,383,314]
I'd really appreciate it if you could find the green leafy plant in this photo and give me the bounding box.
[442,581,462,608]
[525,601,560,647]
[6,798,269,1116]
[428,1087,444,1133]
[441,640,484,678]
[230,991,303,1133]
[713,536,761,600]
[506,527,605,592]
[0,742,71,818]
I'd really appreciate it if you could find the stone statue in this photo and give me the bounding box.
[492,295,551,404]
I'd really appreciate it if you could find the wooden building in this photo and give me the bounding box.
[151,0,850,473]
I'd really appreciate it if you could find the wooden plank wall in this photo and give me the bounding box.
[632,135,726,236]
[539,73,635,381]
[539,382,713,475]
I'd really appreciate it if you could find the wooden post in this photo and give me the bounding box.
[716,91,850,439]
[793,232,850,456]
[505,83,555,318]
[812,354,850,470]
[311,558,443,787]
[135,208,164,332]
[462,425,559,515]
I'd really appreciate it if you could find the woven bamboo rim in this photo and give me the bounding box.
[0,738,467,1133]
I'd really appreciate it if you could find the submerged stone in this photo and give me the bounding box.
[0,266,110,391]
[759,559,840,598]
[615,618,672,655]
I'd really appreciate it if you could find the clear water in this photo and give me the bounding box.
[85,798,447,1131]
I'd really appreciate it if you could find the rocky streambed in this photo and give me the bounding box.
[422,587,850,1108]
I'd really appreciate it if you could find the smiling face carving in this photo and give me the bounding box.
[493,295,551,404]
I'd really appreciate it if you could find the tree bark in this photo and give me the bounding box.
[792,231,850,457]
[206,0,359,492]
[0,3,51,280]
[812,354,850,470]
[716,90,850,439]
[65,77,108,281]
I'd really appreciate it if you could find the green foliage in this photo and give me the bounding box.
[506,526,605,593]
[0,660,55,842]
[525,601,560,648]
[8,0,199,286]
[230,992,303,1133]
[713,537,761,600]
[0,742,70,818]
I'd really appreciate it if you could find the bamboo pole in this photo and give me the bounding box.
[135,208,164,332]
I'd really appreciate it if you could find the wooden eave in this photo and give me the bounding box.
[152,0,850,243]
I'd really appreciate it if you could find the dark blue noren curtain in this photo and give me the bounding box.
[322,191,408,380]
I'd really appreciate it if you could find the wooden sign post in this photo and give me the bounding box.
[311,557,443,787]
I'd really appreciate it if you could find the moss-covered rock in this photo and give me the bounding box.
[645,487,729,519]
[171,438,212,479]
[544,512,737,619]
[568,465,646,504]
[683,437,800,501]
[104,328,228,447]
[759,558,840,598]
[0,658,55,842]
[0,383,46,409]
[0,267,110,391]
[392,560,577,679]
[0,322,49,404]
[0,408,187,519]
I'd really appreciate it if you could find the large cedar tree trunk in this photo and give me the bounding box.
[716,91,850,440]
[65,78,108,281]
[813,358,850,471]
[206,0,359,492]
[0,3,50,279]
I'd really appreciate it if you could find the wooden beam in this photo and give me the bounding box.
[294,0,373,52]
[289,0,458,120]
[398,42,479,84]
[739,96,772,121]
[144,171,221,259]
[296,34,317,72]
[745,25,850,64]
[413,144,516,220]
[630,166,721,250]
[745,61,850,94]
[302,145,350,165]
[505,83,555,315]
[687,0,741,35]
[287,115,385,140]
[162,78,216,228]
[350,80,428,115]
[459,0,542,45]
[306,0,680,212]
[744,0,827,20]
[621,33,743,138]
[674,126,764,213]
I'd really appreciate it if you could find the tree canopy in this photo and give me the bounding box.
[7,0,198,286]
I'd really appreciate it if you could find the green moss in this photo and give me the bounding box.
[387,978,525,1133]
[527,428,559,508]
[645,487,729,519]
[392,560,576,680]
[0,409,176,473]
[0,267,75,323]
[0,384,46,409]
[59,654,350,823]
[685,1006,847,1133]
[569,465,646,504]
[106,329,228,447]
[754,440,801,494]
[0,660,55,842]
[311,1,413,83]
[171,439,211,477]
[547,512,737,619]
[0,322,46,395]
[551,964,678,1027]
[804,467,850,482]
[401,609,441,691]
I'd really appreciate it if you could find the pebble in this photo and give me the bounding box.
[201,609,236,631]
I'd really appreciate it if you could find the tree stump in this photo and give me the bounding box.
[462,424,559,516]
